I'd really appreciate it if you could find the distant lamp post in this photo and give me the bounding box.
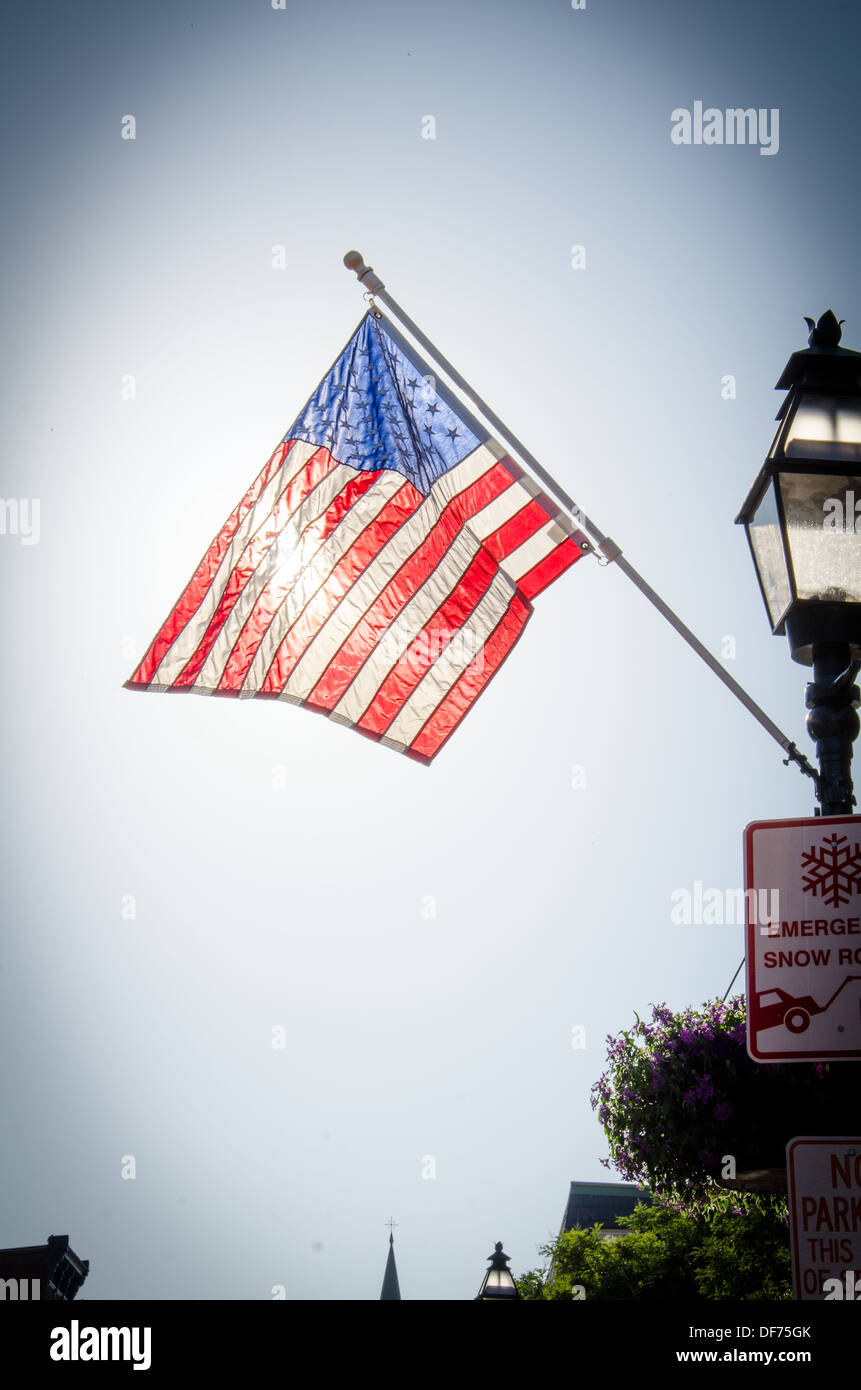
[736,311,861,816]
[475,1241,520,1300]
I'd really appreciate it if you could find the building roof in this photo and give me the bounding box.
[379,1234,401,1301]
[0,1234,89,1299]
[561,1181,649,1234]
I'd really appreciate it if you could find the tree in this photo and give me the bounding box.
[516,1201,792,1300]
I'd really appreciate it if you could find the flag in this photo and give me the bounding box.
[125,311,588,762]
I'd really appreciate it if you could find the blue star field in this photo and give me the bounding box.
[284,313,482,496]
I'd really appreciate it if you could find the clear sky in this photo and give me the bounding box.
[1,0,859,1300]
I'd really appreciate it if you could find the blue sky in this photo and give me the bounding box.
[1,0,859,1299]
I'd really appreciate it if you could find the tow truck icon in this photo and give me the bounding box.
[756,975,861,1034]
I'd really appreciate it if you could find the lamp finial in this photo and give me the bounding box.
[806,310,844,348]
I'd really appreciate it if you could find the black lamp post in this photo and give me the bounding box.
[736,311,861,816]
[475,1241,520,1300]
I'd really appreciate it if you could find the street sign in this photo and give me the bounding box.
[787,1138,861,1300]
[745,815,861,1062]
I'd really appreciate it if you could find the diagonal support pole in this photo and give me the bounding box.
[343,251,819,789]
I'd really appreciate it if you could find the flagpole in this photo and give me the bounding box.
[343,251,819,788]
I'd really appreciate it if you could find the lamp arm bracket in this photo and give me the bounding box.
[781,741,821,787]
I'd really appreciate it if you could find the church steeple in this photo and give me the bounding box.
[380,1220,401,1301]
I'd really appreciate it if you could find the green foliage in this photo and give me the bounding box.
[516,1201,792,1301]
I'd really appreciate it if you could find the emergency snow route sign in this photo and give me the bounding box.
[744,816,861,1062]
[787,1138,861,1301]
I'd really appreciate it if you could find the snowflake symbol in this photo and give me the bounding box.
[800,833,861,908]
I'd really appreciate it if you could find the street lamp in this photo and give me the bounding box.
[475,1241,520,1300]
[736,311,861,816]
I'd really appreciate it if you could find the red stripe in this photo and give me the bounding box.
[172,448,335,689]
[482,499,546,562]
[516,536,584,600]
[356,548,499,736]
[130,439,293,685]
[216,469,383,692]
[260,480,423,694]
[306,462,514,711]
[408,595,531,761]
[493,453,572,532]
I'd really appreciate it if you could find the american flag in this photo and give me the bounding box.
[126,311,588,762]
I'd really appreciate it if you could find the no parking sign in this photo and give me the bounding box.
[787,1138,861,1300]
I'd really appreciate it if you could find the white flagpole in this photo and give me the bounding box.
[343,251,819,788]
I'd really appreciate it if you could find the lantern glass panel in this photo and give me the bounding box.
[778,472,861,604]
[748,481,792,626]
[781,394,861,461]
[483,1269,517,1295]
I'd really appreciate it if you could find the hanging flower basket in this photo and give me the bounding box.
[718,1168,787,1195]
[591,996,850,1209]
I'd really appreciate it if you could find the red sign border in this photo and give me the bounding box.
[744,814,861,1062]
[786,1135,861,1301]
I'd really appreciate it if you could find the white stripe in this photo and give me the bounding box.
[241,468,409,693]
[331,526,482,726]
[152,439,319,685]
[468,482,530,541]
[383,571,518,750]
[281,443,501,700]
[499,524,560,583]
[194,464,353,690]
